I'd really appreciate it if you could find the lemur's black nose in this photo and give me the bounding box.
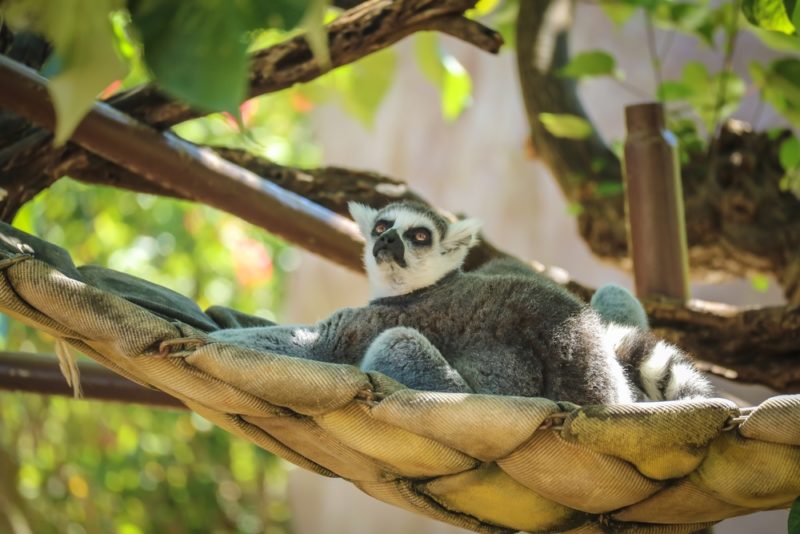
[373,229,407,267]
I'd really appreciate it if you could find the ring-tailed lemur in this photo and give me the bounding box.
[211,201,710,404]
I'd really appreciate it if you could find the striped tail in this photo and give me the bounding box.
[605,323,712,401]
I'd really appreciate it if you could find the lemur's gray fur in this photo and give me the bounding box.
[211,201,711,404]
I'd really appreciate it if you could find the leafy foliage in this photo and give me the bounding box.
[0,0,328,137]
[659,61,745,133]
[128,0,262,113]
[1,395,291,534]
[751,58,800,124]
[742,0,796,34]
[328,47,397,128]
[414,33,473,122]
[1,0,126,145]
[588,0,800,197]
[791,496,800,534]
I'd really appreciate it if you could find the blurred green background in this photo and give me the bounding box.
[0,34,323,532]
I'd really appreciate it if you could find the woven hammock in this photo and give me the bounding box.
[1,223,799,534]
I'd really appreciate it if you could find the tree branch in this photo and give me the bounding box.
[104,0,503,128]
[515,1,800,303]
[0,0,502,220]
[0,55,365,270]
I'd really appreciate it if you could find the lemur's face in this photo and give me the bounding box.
[348,201,481,299]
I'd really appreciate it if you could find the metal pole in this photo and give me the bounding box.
[0,55,364,272]
[0,351,186,410]
[623,103,690,301]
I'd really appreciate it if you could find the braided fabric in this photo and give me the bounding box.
[0,238,797,533]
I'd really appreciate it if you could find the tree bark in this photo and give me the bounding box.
[515,1,800,303]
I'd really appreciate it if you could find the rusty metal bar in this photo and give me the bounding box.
[0,55,364,272]
[0,351,186,410]
[623,103,690,301]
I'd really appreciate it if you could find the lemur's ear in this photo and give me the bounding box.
[348,202,379,238]
[441,218,481,254]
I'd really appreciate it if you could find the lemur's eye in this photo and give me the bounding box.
[406,227,432,245]
[372,221,390,235]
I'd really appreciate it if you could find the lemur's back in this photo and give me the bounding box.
[365,268,624,403]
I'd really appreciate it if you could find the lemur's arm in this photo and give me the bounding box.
[210,324,327,359]
[360,327,473,393]
[209,308,367,365]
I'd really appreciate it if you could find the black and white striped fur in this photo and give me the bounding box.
[604,322,711,401]
[593,285,711,401]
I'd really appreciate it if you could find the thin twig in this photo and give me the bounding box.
[644,10,662,91]
[708,0,741,143]
[657,28,676,60]
[705,0,741,176]
[750,94,765,130]
[614,78,651,99]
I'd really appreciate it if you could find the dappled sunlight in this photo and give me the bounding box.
[0,392,291,533]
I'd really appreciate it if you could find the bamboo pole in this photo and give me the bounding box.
[623,103,690,301]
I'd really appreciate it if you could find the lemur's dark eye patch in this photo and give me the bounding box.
[372,220,392,235]
[405,227,432,246]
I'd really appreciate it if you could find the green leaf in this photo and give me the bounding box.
[558,50,618,79]
[600,3,638,26]
[335,48,397,128]
[788,0,800,29]
[566,202,585,216]
[669,118,706,155]
[301,0,331,70]
[470,0,503,16]
[539,113,593,139]
[441,56,472,121]
[246,0,307,31]
[741,0,795,34]
[1,0,126,146]
[652,2,717,45]
[678,61,745,131]
[129,0,310,114]
[414,34,472,121]
[748,25,800,51]
[780,136,800,169]
[772,58,800,101]
[415,33,445,89]
[789,496,800,534]
[750,274,771,292]
[129,0,251,112]
[682,61,710,88]
[657,81,694,101]
[751,58,800,125]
